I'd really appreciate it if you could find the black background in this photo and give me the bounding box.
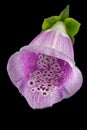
[1,0,87,126]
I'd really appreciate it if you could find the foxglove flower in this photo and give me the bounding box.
[7,5,83,109]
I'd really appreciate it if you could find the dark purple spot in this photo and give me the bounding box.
[37,87,40,90]
[48,84,51,86]
[32,89,34,91]
[46,88,49,91]
[37,80,40,82]
[40,84,44,88]
[43,74,46,76]
[30,81,33,85]
[42,87,45,90]
[43,92,47,95]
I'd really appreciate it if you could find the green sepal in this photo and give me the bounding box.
[59,5,69,20]
[42,16,61,31]
[64,18,81,37]
[42,5,69,31]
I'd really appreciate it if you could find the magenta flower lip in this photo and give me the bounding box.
[7,6,83,109]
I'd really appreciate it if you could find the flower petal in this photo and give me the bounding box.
[7,52,26,88]
[19,82,63,109]
[61,66,83,98]
[30,30,55,48]
[7,44,82,109]
[30,30,74,61]
[52,33,74,61]
[7,51,38,88]
[20,44,75,66]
